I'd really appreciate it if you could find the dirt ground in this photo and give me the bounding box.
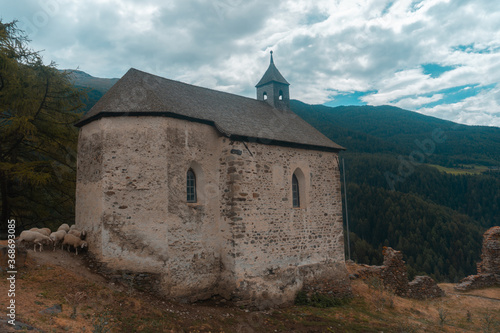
[0,244,499,332]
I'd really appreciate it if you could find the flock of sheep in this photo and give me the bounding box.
[17,224,88,255]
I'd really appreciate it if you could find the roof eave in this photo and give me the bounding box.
[228,134,345,152]
[74,112,345,152]
[255,79,291,88]
[74,111,216,128]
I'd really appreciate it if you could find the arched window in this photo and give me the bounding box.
[263,92,268,100]
[292,173,300,208]
[187,169,197,203]
[279,90,283,100]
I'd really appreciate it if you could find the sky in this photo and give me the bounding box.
[2,0,500,127]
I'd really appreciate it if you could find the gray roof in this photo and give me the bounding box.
[255,53,290,87]
[76,68,344,151]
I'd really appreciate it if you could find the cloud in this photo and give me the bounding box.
[394,94,444,110]
[418,84,500,127]
[2,0,499,126]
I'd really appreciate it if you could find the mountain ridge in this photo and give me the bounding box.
[290,100,500,167]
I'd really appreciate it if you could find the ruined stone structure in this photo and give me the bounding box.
[455,226,500,291]
[477,226,500,275]
[380,247,409,296]
[353,247,444,299]
[75,53,350,308]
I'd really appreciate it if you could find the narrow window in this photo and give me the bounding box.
[279,90,283,100]
[263,92,268,100]
[187,169,197,203]
[292,173,300,208]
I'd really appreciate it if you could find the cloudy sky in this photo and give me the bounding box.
[3,0,500,126]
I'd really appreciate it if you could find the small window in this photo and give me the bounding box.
[263,92,268,100]
[292,173,300,208]
[279,90,283,100]
[187,169,197,203]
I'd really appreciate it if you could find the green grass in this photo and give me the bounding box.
[426,164,490,175]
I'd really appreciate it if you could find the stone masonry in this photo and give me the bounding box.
[75,116,348,308]
[455,226,500,291]
[380,247,409,296]
[477,226,500,275]
[354,247,444,299]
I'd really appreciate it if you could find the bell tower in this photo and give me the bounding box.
[256,51,290,110]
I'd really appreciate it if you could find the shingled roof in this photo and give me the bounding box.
[75,68,344,151]
[255,52,290,87]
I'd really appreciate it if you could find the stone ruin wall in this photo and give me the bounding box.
[76,116,350,307]
[477,226,500,275]
[455,226,500,291]
[353,247,444,300]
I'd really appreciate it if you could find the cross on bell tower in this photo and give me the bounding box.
[255,51,290,110]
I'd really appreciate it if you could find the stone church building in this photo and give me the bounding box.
[75,53,349,307]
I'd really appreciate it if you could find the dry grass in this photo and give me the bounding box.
[0,250,499,332]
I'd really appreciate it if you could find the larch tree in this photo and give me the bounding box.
[0,20,85,232]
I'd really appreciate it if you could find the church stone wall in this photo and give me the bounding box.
[75,120,105,261]
[76,117,223,300]
[76,116,348,307]
[219,139,347,307]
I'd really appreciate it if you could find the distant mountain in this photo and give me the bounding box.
[63,70,119,112]
[74,71,500,282]
[65,70,119,91]
[290,100,500,167]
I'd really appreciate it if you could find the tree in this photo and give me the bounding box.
[0,20,84,231]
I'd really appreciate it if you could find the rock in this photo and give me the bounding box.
[39,304,62,315]
[408,276,445,299]
[0,319,37,331]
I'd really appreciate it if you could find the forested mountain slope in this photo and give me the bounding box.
[64,70,119,113]
[291,100,500,166]
[289,100,499,282]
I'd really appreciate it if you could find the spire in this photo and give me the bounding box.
[255,51,290,110]
[255,51,289,88]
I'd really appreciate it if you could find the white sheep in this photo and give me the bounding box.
[49,230,67,251]
[29,227,51,237]
[69,224,77,231]
[17,230,53,252]
[68,229,87,240]
[57,223,70,232]
[62,234,88,255]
